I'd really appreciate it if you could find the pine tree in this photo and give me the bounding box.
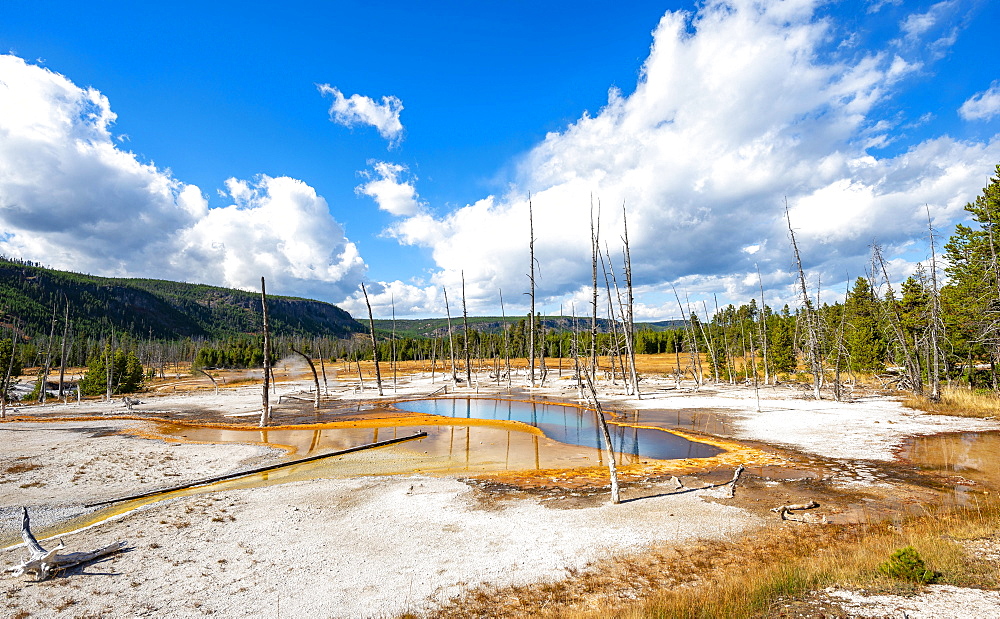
[844,277,886,373]
[943,164,1000,387]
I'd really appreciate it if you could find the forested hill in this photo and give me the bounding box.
[0,257,365,339]
[371,316,687,338]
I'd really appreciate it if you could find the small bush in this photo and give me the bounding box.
[878,546,936,584]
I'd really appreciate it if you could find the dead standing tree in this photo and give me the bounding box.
[260,277,272,426]
[873,244,922,395]
[786,200,823,399]
[528,197,537,388]
[57,298,70,400]
[443,287,458,383]
[290,345,321,408]
[1,317,19,419]
[581,361,621,504]
[361,283,384,396]
[461,272,473,386]
[926,206,943,401]
[590,198,600,377]
[622,202,640,398]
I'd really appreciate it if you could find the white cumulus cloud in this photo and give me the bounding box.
[355,162,423,216]
[960,82,1000,122]
[318,84,404,147]
[0,54,367,301]
[357,0,1000,318]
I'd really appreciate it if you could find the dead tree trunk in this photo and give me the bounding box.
[260,277,272,426]
[591,198,600,377]
[622,203,640,398]
[581,367,621,504]
[786,200,822,399]
[461,272,473,386]
[37,305,57,403]
[874,244,922,395]
[317,339,329,395]
[57,299,70,399]
[361,282,383,396]
[832,280,850,401]
[499,288,512,389]
[196,368,220,395]
[291,346,321,408]
[391,295,398,392]
[1,318,19,419]
[528,197,536,388]
[700,300,720,383]
[6,507,125,581]
[756,263,770,386]
[927,206,942,401]
[443,287,458,383]
[605,245,638,396]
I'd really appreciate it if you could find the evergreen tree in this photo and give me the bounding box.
[844,277,886,372]
[943,164,1000,386]
[767,313,796,374]
[79,346,144,396]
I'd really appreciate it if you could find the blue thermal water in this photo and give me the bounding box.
[394,398,721,460]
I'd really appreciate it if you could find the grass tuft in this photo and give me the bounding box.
[902,386,1000,418]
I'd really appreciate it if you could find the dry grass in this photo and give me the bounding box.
[903,386,1000,418]
[596,498,1000,619]
[426,497,1000,619]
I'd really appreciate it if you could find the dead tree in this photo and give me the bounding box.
[926,206,942,401]
[57,299,70,399]
[831,279,850,401]
[528,197,537,387]
[291,346,321,408]
[700,300,720,383]
[461,272,473,386]
[391,295,398,392]
[443,287,458,383]
[361,282,383,396]
[317,338,329,395]
[605,245,639,396]
[591,197,600,376]
[6,508,125,580]
[621,202,640,398]
[195,368,220,395]
[581,366,621,504]
[260,277,272,426]
[499,288,512,389]
[756,263,770,385]
[873,244,922,395]
[37,304,57,403]
[786,200,822,399]
[1,318,19,419]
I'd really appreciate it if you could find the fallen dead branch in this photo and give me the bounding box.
[771,500,828,524]
[84,431,428,508]
[5,507,126,581]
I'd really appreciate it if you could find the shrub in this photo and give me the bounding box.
[878,546,936,584]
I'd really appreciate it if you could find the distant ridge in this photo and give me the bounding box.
[372,316,687,338]
[0,257,365,339]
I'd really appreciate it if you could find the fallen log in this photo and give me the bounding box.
[5,508,126,581]
[771,500,828,523]
[84,431,428,508]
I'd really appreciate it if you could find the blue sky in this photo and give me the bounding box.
[1,0,998,319]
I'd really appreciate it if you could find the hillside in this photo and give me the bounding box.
[372,316,686,338]
[0,257,364,339]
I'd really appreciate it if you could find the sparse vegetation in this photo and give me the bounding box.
[902,386,1000,418]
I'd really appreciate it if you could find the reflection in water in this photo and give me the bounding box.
[900,431,1000,504]
[394,398,722,460]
